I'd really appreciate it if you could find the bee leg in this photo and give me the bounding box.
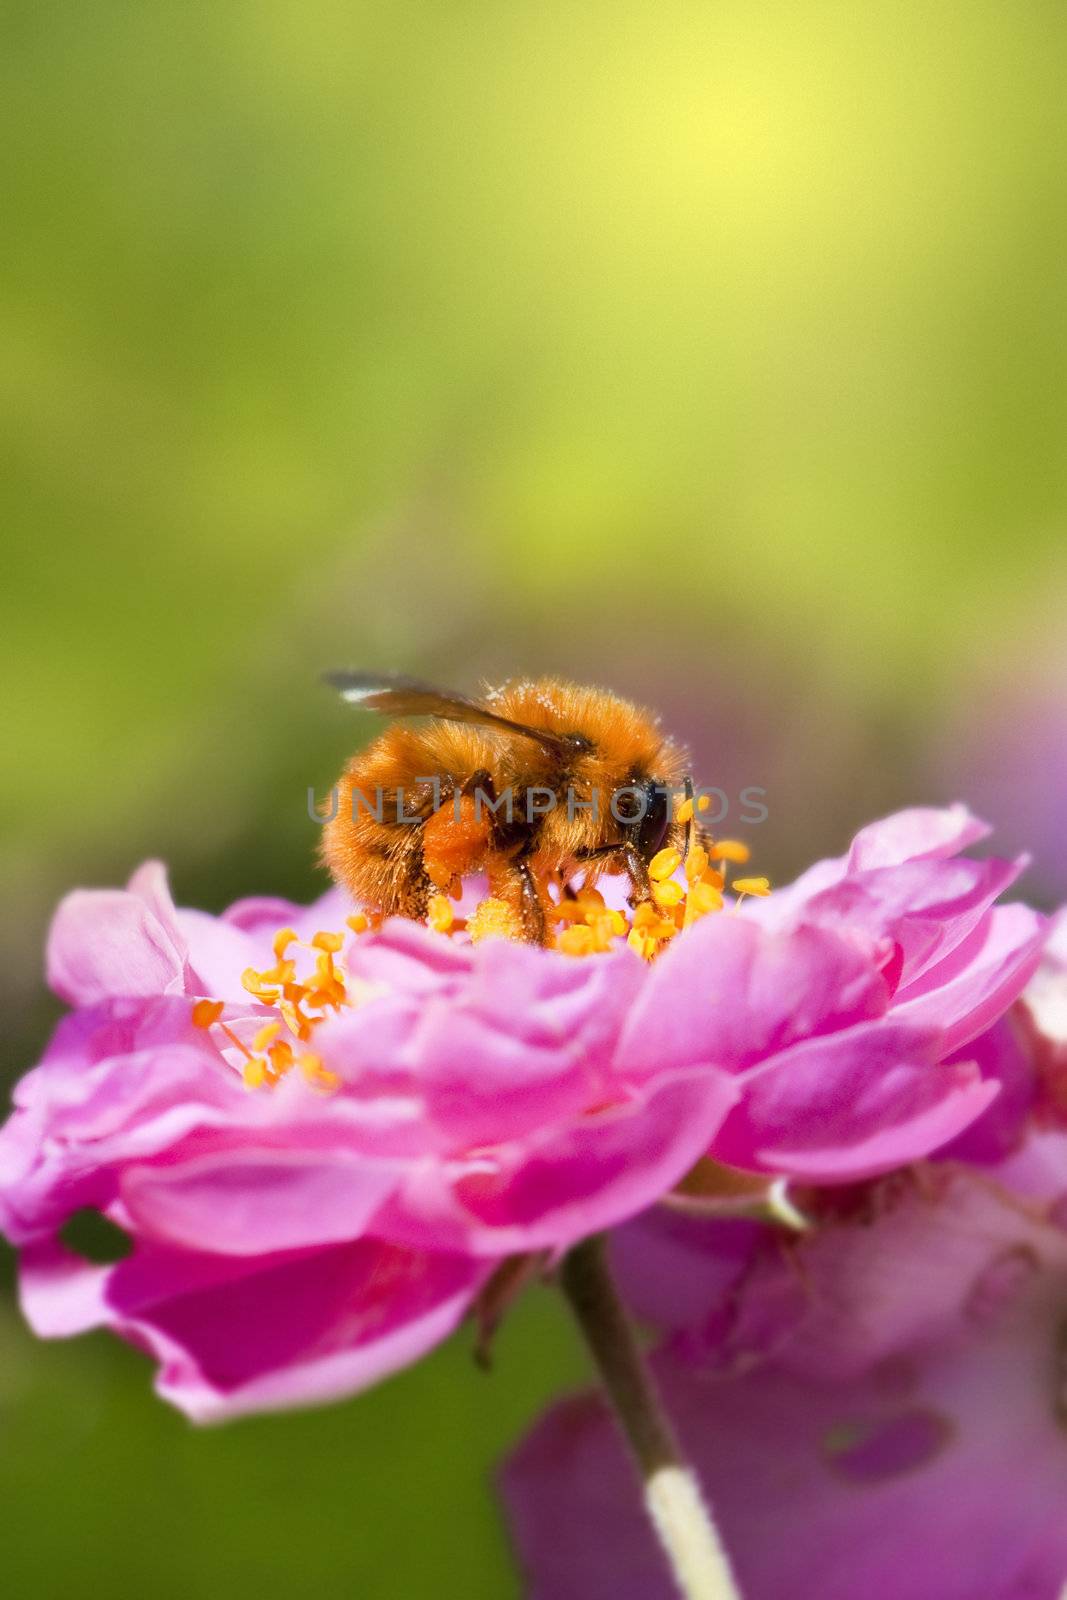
[515,857,549,945]
[620,844,652,909]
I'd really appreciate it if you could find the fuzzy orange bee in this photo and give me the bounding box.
[319,673,693,943]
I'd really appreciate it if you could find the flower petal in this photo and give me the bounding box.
[616,917,889,1079]
[376,1068,739,1256]
[25,1234,486,1422]
[712,1021,997,1180]
[47,887,188,1005]
[892,903,1046,1054]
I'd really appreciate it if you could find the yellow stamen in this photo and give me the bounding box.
[684,846,709,883]
[733,876,771,897]
[252,1020,281,1052]
[558,924,596,957]
[311,930,344,953]
[243,1059,267,1089]
[347,912,370,934]
[264,958,296,986]
[629,902,678,941]
[300,1053,341,1093]
[191,999,224,1028]
[241,968,281,1003]
[551,898,585,923]
[676,797,694,825]
[711,840,751,865]
[272,927,298,959]
[279,997,313,1041]
[648,847,682,882]
[689,881,725,916]
[632,901,664,930]
[218,1022,255,1059]
[268,1038,295,1075]
[652,878,684,909]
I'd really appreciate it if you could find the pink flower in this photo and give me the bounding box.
[0,866,737,1417]
[0,806,1045,1420]
[504,1150,1067,1599]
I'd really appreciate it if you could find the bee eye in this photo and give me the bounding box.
[636,781,671,858]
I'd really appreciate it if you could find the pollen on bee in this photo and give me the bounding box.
[427,893,455,933]
[468,897,524,943]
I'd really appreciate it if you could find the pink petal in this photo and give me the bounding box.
[175,909,268,1001]
[892,903,1046,1054]
[797,854,1026,987]
[26,1234,486,1423]
[19,1237,113,1336]
[938,1017,1038,1163]
[616,917,889,1079]
[376,1069,739,1256]
[145,1242,486,1422]
[46,888,188,1005]
[220,887,349,937]
[748,806,991,930]
[845,804,990,870]
[126,861,188,948]
[319,939,647,1146]
[712,1021,998,1180]
[119,1145,403,1256]
[608,1209,761,1332]
[346,918,474,994]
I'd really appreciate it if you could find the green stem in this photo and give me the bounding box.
[558,1234,743,1600]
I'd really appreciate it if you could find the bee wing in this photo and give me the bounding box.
[323,671,575,754]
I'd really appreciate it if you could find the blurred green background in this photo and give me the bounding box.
[3,2,1066,1594]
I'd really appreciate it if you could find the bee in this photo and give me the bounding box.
[319,672,693,943]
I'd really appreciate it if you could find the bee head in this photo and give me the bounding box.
[613,778,672,859]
